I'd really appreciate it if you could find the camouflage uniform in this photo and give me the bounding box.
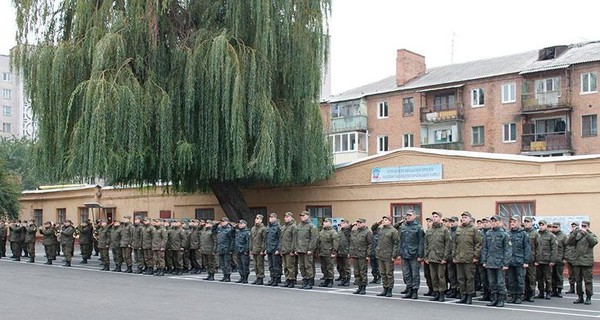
[568,222,597,304]
[249,219,266,283]
[336,222,352,286]
[317,220,339,287]
[424,220,451,301]
[551,224,567,297]
[295,214,318,289]
[375,220,398,296]
[349,219,373,295]
[536,222,557,298]
[453,214,482,303]
[279,215,297,287]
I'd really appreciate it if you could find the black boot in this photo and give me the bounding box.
[300,279,308,289]
[411,288,419,299]
[478,290,490,301]
[385,287,393,297]
[566,284,575,294]
[574,295,584,304]
[585,295,592,305]
[507,293,516,304]
[326,279,333,288]
[288,280,296,288]
[125,266,133,274]
[272,277,281,287]
[457,294,467,304]
[28,257,35,263]
[146,267,154,275]
[536,291,545,299]
[445,288,456,298]
[430,292,440,301]
[136,267,143,274]
[64,261,71,267]
[243,274,249,284]
[438,291,446,302]
[555,288,563,298]
[320,279,329,288]
[353,285,363,294]
[424,287,434,296]
[496,296,505,307]
[486,294,498,306]
[236,275,244,283]
[255,277,264,285]
[267,277,275,286]
[514,294,522,304]
[545,291,551,300]
[45,259,52,265]
[304,279,313,290]
[400,287,410,294]
[377,287,388,296]
[224,274,231,282]
[80,258,87,264]
[158,268,165,276]
[359,285,367,295]
[204,273,214,281]
[335,275,342,281]
[340,278,350,287]
[465,294,473,304]
[102,264,110,271]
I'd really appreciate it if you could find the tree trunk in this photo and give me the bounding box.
[209,180,253,225]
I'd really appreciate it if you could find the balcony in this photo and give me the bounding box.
[420,141,464,151]
[521,131,572,153]
[330,115,367,133]
[521,91,572,114]
[420,105,464,123]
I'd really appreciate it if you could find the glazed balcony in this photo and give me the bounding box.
[330,115,367,133]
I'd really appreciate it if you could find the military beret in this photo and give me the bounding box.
[461,211,471,217]
[450,216,459,222]
[581,221,590,226]
[255,214,264,219]
[269,212,278,218]
[299,211,309,216]
[356,218,366,223]
[538,220,547,225]
[239,220,247,225]
[284,212,293,217]
[523,216,532,223]
[221,217,230,222]
[489,215,501,221]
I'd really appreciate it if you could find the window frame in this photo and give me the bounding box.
[391,203,422,225]
[501,83,516,103]
[471,88,485,107]
[2,89,11,100]
[403,133,414,148]
[2,72,10,82]
[502,123,517,143]
[581,72,598,94]
[3,105,11,116]
[377,135,389,153]
[471,126,485,146]
[194,208,215,221]
[402,97,414,116]
[2,123,12,133]
[582,114,598,137]
[377,101,389,119]
[56,208,66,224]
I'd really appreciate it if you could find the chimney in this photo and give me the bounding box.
[396,49,426,86]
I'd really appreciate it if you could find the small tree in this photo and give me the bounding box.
[0,158,20,220]
[13,0,333,222]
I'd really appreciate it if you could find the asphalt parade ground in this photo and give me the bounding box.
[1,249,600,320]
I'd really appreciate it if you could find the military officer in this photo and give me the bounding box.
[151,218,168,276]
[424,212,451,302]
[507,215,531,304]
[235,220,250,283]
[481,215,511,307]
[188,219,202,274]
[77,219,93,264]
[25,219,37,263]
[60,220,76,267]
[551,222,568,297]
[336,219,352,287]
[0,219,7,258]
[536,220,557,299]
[317,218,339,288]
[350,218,373,295]
[132,216,145,273]
[398,209,424,299]
[265,212,282,286]
[279,212,297,288]
[445,216,460,299]
[110,220,123,272]
[141,217,154,274]
[249,214,266,284]
[96,220,111,271]
[453,211,482,304]
[169,219,187,275]
[200,220,217,280]
[569,220,597,305]
[295,211,318,290]
[523,216,540,302]
[375,216,399,297]
[9,220,22,261]
[564,222,578,294]
[213,217,235,282]
[120,216,135,273]
[39,221,57,264]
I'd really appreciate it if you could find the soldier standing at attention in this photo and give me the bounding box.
[141,217,154,274]
[350,218,373,295]
[120,217,135,274]
[200,220,217,281]
[564,222,578,294]
[551,222,567,297]
[93,219,101,257]
[477,217,492,301]
[569,220,597,305]
[170,220,187,275]
[213,217,235,282]
[0,219,7,258]
[481,215,511,307]
[164,220,174,273]
[9,220,22,260]
[152,218,168,276]
[295,211,318,289]
[375,216,399,297]
[188,219,202,274]
[96,220,111,271]
[132,216,144,274]
[446,216,460,299]
[523,216,540,302]
[535,220,557,300]
[369,222,381,285]
[279,212,297,288]
[77,220,93,264]
[234,220,250,283]
[423,217,434,296]
[506,215,531,304]
[39,221,57,264]
[317,218,339,288]
[453,211,482,304]
[336,219,352,287]
[398,210,424,299]
[25,219,37,263]
[424,212,451,302]
[265,213,282,286]
[60,220,76,267]
[249,214,266,285]
[110,220,123,272]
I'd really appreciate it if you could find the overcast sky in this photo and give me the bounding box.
[2,1,600,95]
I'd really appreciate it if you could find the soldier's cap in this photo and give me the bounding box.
[461,211,471,217]
[431,211,442,217]
[538,220,547,226]
[523,216,533,223]
[551,222,561,228]
[299,211,309,216]
[509,215,520,222]
[269,212,278,218]
[324,218,332,223]
[189,219,199,223]
[381,216,390,220]
[123,215,131,219]
[406,209,415,215]
[152,218,161,222]
[489,215,501,221]
[356,218,366,223]
[143,217,151,221]
[340,218,349,223]
[255,214,264,219]
[425,217,432,221]
[205,220,213,224]
[442,217,449,222]
[476,219,482,223]
[571,222,579,227]
[450,216,459,222]
[43,221,52,225]
[239,219,248,225]
[221,217,230,222]
[284,212,293,217]
[581,221,590,226]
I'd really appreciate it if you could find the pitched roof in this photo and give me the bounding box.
[328,41,600,103]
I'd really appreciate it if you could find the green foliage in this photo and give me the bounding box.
[0,137,51,190]
[12,0,333,191]
[0,157,21,219]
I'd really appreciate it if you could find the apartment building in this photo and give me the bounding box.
[0,53,35,140]
[323,41,600,164]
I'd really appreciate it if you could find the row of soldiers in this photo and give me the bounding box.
[2,211,596,307]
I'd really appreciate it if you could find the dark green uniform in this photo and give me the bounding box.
[279,219,297,286]
[524,226,540,301]
[77,223,93,262]
[25,223,37,262]
[249,222,266,281]
[168,226,187,274]
[317,225,339,286]
[295,219,318,288]
[349,225,373,291]
[536,228,557,298]
[453,221,481,299]
[39,225,57,263]
[110,225,123,270]
[96,225,111,270]
[60,225,75,266]
[151,224,168,275]
[199,225,217,279]
[0,222,7,257]
[141,222,154,273]
[481,225,511,306]
[188,224,201,273]
[376,224,399,293]
[551,228,567,296]
[336,224,352,286]
[568,227,597,304]
[424,222,451,297]
[9,223,22,260]
[132,222,144,273]
[120,222,134,271]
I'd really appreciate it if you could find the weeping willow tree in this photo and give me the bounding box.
[12,0,333,222]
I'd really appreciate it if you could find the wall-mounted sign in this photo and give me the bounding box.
[371,164,442,183]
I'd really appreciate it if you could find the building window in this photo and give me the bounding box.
[78,207,89,224]
[103,207,116,224]
[403,133,414,148]
[133,211,148,219]
[434,129,453,143]
[403,97,414,115]
[433,94,456,111]
[306,205,332,220]
[502,123,516,142]
[57,208,66,224]
[472,126,485,145]
[377,101,389,118]
[2,106,10,116]
[471,88,484,107]
[194,208,214,221]
[249,207,267,217]
[159,210,172,219]
[391,203,422,225]
[33,209,43,225]
[2,72,10,82]
[2,89,11,100]
[330,132,367,153]
[2,123,11,133]
[377,135,389,153]
[582,114,598,137]
[582,72,598,94]
[501,83,516,103]
[497,201,535,226]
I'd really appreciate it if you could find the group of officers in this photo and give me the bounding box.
[0,210,596,307]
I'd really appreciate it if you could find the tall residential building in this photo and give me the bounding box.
[322,41,600,164]
[0,53,35,140]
